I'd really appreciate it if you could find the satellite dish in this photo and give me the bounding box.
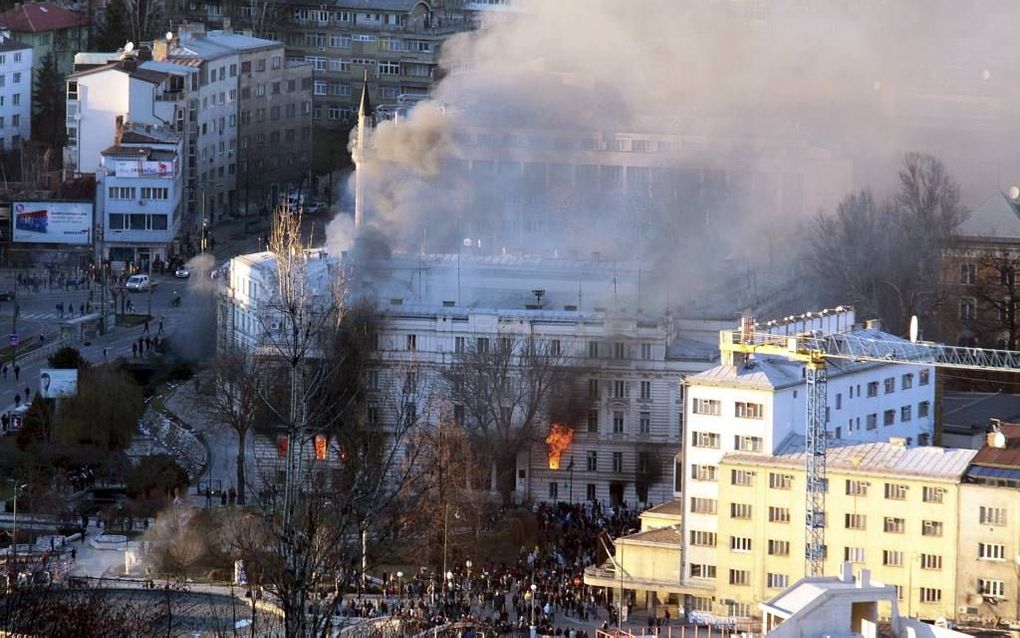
[124,41,135,53]
[909,315,919,343]
[993,431,1007,449]
[165,31,173,41]
[1009,186,1020,200]
[981,69,992,82]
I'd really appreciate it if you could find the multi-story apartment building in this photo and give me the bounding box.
[154,26,313,222]
[182,0,469,125]
[0,2,87,78]
[65,56,186,176]
[0,33,32,151]
[938,191,1020,350]
[95,121,184,267]
[219,247,722,505]
[715,439,972,622]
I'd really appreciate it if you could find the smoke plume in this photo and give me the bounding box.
[338,0,1020,310]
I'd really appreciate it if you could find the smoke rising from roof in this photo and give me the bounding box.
[337,0,1020,312]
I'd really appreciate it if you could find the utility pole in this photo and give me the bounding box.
[9,270,18,373]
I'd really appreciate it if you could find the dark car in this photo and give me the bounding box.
[0,291,14,301]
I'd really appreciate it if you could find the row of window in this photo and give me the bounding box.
[691,431,762,452]
[107,213,169,231]
[959,262,1016,287]
[107,187,170,201]
[0,52,24,65]
[844,480,945,503]
[584,409,653,435]
[958,296,1019,323]
[402,333,659,360]
[692,399,764,419]
[588,378,653,401]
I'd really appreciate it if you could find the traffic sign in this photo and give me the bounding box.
[8,333,17,346]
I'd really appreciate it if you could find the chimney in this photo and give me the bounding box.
[153,39,168,61]
[839,561,853,583]
[865,318,882,331]
[987,424,1007,449]
[857,568,871,588]
[114,115,124,145]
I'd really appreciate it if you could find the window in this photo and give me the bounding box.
[548,482,558,500]
[866,414,877,430]
[918,401,930,418]
[885,483,907,500]
[921,520,943,537]
[588,378,600,399]
[730,503,752,519]
[690,564,716,579]
[378,60,400,75]
[767,573,789,589]
[979,580,1005,597]
[845,480,868,496]
[883,409,895,426]
[920,554,942,570]
[922,486,943,503]
[731,469,756,487]
[586,484,596,501]
[768,539,790,556]
[690,498,716,515]
[640,381,651,400]
[901,405,912,422]
[587,410,599,433]
[768,506,790,523]
[612,380,626,398]
[614,342,625,359]
[979,542,1006,560]
[692,398,721,415]
[735,401,764,419]
[691,464,716,482]
[550,339,561,355]
[835,393,842,409]
[884,517,905,533]
[454,336,465,353]
[730,537,752,552]
[867,381,879,397]
[313,81,327,95]
[639,412,650,434]
[689,530,716,546]
[612,452,623,473]
[12,72,19,84]
[588,341,599,358]
[641,343,652,360]
[919,588,941,603]
[902,373,913,389]
[845,513,866,530]
[769,473,792,489]
[729,569,750,586]
[980,506,1007,526]
[961,263,977,284]
[883,550,903,566]
[692,431,719,448]
[919,369,930,385]
[406,334,417,351]
[844,546,865,563]
[612,411,624,434]
[960,297,977,320]
[734,435,763,452]
[476,337,489,353]
[586,451,597,472]
[883,377,895,394]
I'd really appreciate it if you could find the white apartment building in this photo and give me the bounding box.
[0,32,31,151]
[219,248,723,505]
[96,122,184,267]
[681,309,937,588]
[65,57,186,176]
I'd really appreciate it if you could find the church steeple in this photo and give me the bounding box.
[354,70,373,232]
[358,70,372,120]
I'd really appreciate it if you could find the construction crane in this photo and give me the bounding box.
[721,313,1020,577]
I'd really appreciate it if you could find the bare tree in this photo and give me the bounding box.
[198,346,268,505]
[957,250,1020,349]
[442,333,568,503]
[809,153,969,334]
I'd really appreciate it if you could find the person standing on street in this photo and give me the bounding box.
[14,393,20,407]
[132,343,137,357]
[2,365,7,381]
[14,365,20,381]
[24,387,30,402]
[143,319,150,334]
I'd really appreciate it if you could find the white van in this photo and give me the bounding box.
[126,274,152,291]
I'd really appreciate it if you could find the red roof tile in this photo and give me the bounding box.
[0,2,88,33]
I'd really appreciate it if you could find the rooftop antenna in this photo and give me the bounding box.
[532,289,545,308]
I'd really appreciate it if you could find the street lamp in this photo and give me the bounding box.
[11,483,25,567]
[529,583,538,638]
[396,571,403,609]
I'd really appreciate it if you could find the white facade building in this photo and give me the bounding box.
[219,247,724,506]
[0,32,31,151]
[95,122,184,265]
[680,309,937,587]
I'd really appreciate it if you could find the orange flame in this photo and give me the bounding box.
[546,422,574,470]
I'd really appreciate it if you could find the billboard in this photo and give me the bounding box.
[13,201,93,245]
[39,369,78,399]
[113,160,175,178]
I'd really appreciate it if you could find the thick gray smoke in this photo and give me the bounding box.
[337,0,1020,311]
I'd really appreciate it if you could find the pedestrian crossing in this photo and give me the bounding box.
[20,312,68,321]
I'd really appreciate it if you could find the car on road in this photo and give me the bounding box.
[125,274,154,291]
[211,263,230,280]
[175,267,191,279]
[0,291,13,301]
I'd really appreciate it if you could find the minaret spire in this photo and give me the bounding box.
[354,70,372,232]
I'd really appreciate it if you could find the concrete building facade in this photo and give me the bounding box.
[0,33,32,151]
[0,2,87,78]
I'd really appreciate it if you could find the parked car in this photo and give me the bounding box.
[174,267,191,279]
[125,274,153,291]
[0,291,13,301]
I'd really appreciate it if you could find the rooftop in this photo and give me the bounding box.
[171,31,280,60]
[334,0,429,10]
[640,500,684,517]
[614,526,680,546]
[944,392,1020,436]
[971,422,1020,469]
[763,567,894,620]
[0,2,87,33]
[956,191,1020,241]
[725,438,978,481]
[0,34,31,53]
[68,60,169,84]
[688,328,918,391]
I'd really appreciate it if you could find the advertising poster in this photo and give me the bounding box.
[13,201,93,245]
[39,369,79,398]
